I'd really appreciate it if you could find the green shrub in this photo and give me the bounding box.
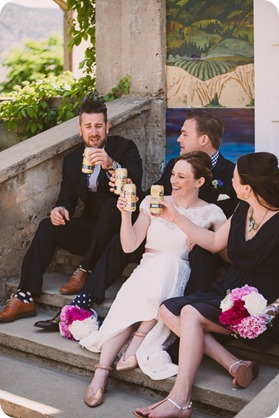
[0,34,63,93]
[0,74,131,141]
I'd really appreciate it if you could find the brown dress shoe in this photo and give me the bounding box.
[59,267,89,295]
[0,297,36,322]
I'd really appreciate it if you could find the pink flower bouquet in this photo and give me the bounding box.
[59,305,99,341]
[219,285,278,339]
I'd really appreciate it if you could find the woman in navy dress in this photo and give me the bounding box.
[133,152,279,418]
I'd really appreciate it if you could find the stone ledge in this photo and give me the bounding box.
[0,96,150,184]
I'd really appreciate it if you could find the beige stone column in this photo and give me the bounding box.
[96,0,167,187]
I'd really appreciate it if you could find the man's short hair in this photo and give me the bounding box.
[79,99,108,123]
[187,109,224,150]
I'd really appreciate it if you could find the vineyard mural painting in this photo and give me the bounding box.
[166,0,254,163]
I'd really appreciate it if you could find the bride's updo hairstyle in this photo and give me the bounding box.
[176,151,212,190]
[237,152,279,210]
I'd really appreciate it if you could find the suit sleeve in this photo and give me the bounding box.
[56,154,80,216]
[111,138,143,194]
[215,161,238,218]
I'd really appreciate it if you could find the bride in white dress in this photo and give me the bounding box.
[80,151,226,408]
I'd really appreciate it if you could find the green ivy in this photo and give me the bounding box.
[0,74,131,140]
[0,0,131,142]
[0,35,63,94]
[67,0,96,75]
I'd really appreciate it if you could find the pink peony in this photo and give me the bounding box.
[219,285,278,340]
[59,305,95,341]
[219,299,249,330]
[236,316,267,339]
[230,285,258,301]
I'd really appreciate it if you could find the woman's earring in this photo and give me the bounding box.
[242,192,249,200]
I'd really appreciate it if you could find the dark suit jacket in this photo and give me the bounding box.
[56,136,143,217]
[154,153,238,218]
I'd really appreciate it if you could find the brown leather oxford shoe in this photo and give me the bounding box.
[0,297,36,322]
[59,267,89,295]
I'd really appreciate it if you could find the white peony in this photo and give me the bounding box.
[68,316,99,341]
[220,294,233,312]
[243,291,267,316]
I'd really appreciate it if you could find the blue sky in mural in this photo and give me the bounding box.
[166,108,254,164]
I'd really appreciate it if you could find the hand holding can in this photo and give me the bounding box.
[82,147,94,173]
[123,183,137,212]
[150,185,164,214]
[114,168,127,195]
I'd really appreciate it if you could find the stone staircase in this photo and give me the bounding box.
[0,251,279,418]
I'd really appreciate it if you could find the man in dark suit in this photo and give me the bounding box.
[34,109,238,330]
[0,100,142,322]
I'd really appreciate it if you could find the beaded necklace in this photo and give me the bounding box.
[247,206,269,233]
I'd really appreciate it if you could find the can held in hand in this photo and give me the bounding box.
[114,168,127,195]
[150,185,164,214]
[82,147,94,174]
[123,183,137,212]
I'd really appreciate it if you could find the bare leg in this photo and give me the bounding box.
[159,306,256,387]
[134,305,230,417]
[204,333,258,387]
[204,333,238,370]
[88,326,133,393]
[124,319,157,359]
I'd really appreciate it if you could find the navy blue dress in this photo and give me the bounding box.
[163,202,279,350]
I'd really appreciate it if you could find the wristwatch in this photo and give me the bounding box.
[109,159,118,170]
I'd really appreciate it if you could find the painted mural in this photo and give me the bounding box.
[166,0,255,163]
[166,0,254,108]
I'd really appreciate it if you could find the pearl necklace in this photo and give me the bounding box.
[247,206,269,232]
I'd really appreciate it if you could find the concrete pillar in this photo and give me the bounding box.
[96,0,166,96]
[95,0,167,186]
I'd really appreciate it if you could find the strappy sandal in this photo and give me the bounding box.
[84,363,113,407]
[133,397,192,417]
[116,330,147,371]
[229,359,259,388]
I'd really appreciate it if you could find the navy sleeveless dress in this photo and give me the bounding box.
[163,202,279,350]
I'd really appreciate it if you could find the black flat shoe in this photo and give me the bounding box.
[34,312,60,331]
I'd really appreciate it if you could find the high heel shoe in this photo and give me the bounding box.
[84,363,113,407]
[116,330,147,371]
[229,359,259,388]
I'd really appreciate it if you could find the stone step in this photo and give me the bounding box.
[0,353,218,418]
[6,272,279,368]
[0,312,278,417]
[6,271,130,319]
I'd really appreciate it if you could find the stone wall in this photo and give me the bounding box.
[95,0,167,188]
[0,97,150,292]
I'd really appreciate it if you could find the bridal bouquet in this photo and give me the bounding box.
[219,285,279,339]
[59,305,99,341]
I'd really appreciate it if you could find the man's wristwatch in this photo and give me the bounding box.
[109,159,118,170]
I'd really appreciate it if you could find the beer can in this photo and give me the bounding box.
[82,147,94,174]
[150,185,164,214]
[114,168,127,195]
[123,183,137,212]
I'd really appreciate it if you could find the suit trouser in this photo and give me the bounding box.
[19,197,121,296]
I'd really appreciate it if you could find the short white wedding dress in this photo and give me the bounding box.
[80,196,226,380]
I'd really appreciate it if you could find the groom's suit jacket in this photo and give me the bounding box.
[56,135,143,218]
[155,153,238,218]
